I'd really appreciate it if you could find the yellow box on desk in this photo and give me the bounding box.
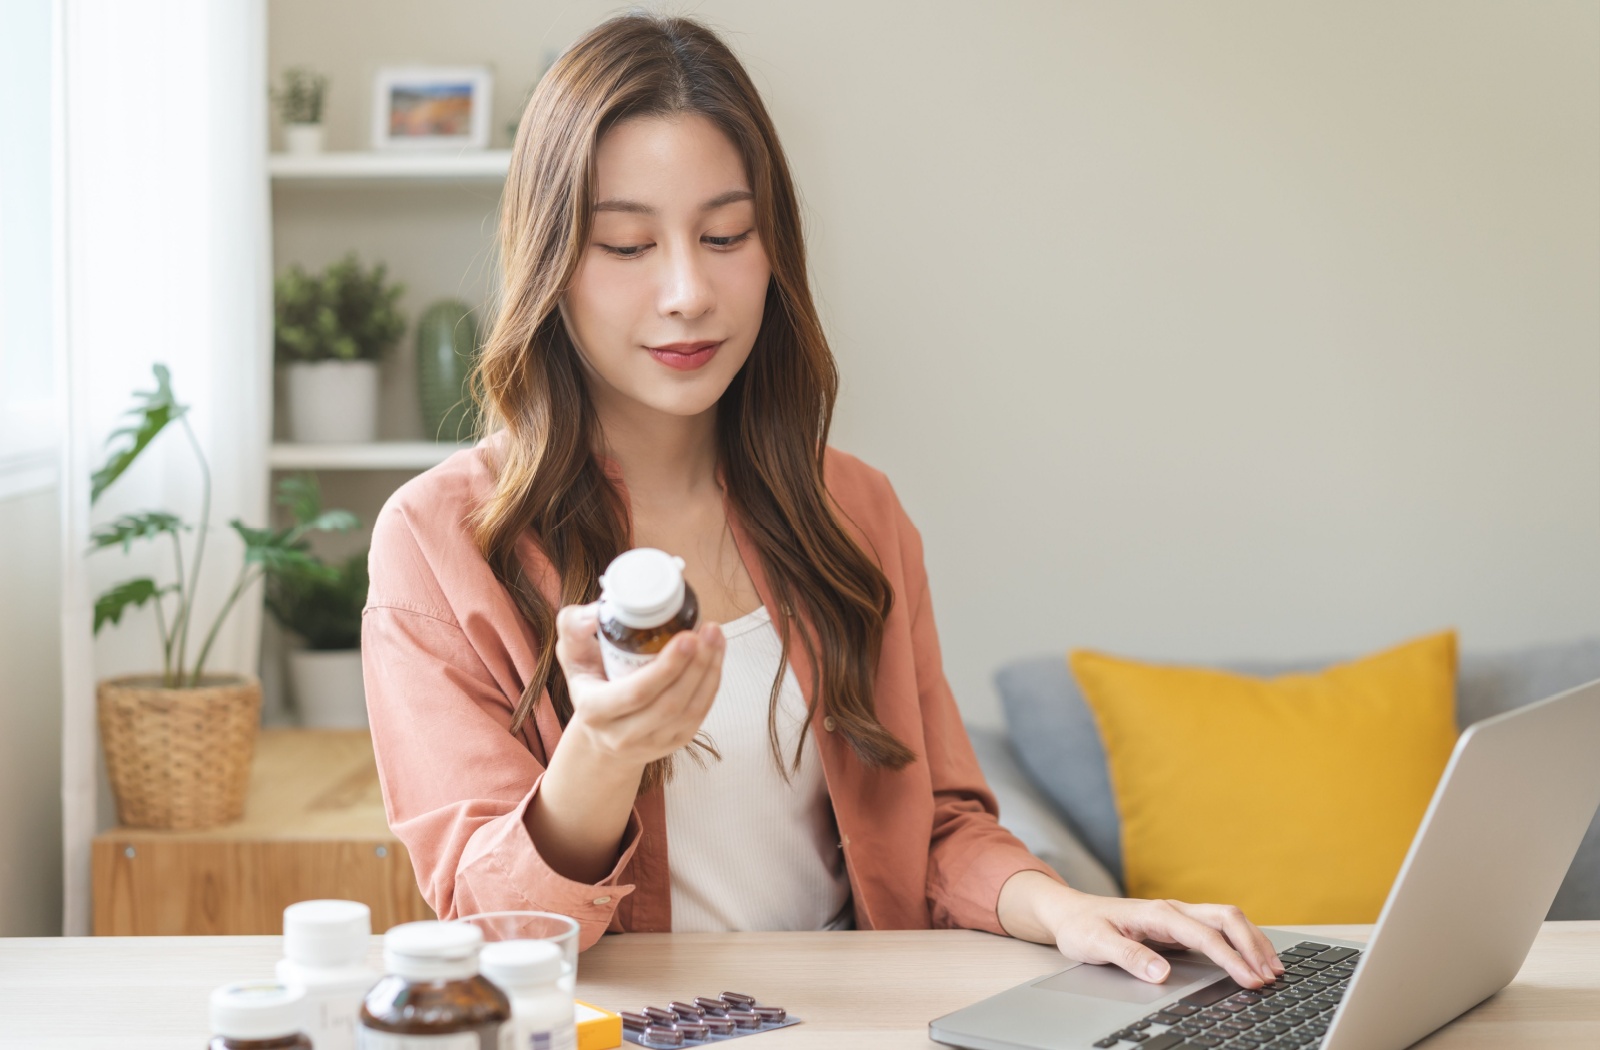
[576,1000,623,1050]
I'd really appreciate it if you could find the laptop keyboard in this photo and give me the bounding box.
[1090,941,1361,1049]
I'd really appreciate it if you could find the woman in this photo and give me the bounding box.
[363,11,1283,991]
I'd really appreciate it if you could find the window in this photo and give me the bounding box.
[0,0,59,500]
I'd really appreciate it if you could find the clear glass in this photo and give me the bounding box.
[459,911,579,996]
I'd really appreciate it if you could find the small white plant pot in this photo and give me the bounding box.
[284,123,325,155]
[286,360,380,444]
[288,649,368,728]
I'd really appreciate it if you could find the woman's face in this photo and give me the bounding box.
[562,113,772,421]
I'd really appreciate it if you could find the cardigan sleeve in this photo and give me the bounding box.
[889,488,1068,932]
[361,509,642,951]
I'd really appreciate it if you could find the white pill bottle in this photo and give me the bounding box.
[481,940,577,1050]
[276,899,381,1050]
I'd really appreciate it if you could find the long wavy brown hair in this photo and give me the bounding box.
[470,12,916,792]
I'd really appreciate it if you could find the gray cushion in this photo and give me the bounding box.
[967,725,1121,898]
[996,637,1600,920]
[996,657,1125,886]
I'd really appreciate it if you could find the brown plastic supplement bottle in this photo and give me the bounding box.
[208,981,312,1049]
[597,548,699,680]
[357,921,510,1050]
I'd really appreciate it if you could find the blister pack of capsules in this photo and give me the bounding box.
[620,991,800,1047]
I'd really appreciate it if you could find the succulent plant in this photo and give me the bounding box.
[272,66,328,125]
[274,253,406,364]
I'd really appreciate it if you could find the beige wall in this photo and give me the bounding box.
[270,1,1600,727]
[0,489,64,936]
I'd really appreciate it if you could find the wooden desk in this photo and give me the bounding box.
[91,729,433,935]
[1,923,1596,1047]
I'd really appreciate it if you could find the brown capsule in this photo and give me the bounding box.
[676,1021,709,1040]
[754,1006,786,1023]
[643,1006,678,1025]
[620,1011,651,1031]
[728,1010,761,1030]
[720,991,757,1007]
[642,1025,685,1047]
[693,996,729,1015]
[669,1001,703,1020]
[702,1016,735,1036]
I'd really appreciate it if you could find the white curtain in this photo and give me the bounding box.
[59,0,269,934]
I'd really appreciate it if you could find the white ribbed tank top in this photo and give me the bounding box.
[663,605,853,932]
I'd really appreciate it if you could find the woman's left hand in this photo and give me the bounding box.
[997,871,1284,989]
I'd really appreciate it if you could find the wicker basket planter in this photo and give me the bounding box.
[97,674,262,830]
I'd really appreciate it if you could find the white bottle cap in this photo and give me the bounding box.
[598,548,687,628]
[283,899,372,968]
[383,920,483,981]
[210,981,306,1040]
[481,939,564,990]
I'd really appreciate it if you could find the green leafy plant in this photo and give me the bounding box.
[275,253,406,364]
[91,365,357,687]
[272,66,328,125]
[263,474,369,651]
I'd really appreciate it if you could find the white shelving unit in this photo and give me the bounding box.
[265,148,506,723]
[267,150,504,469]
[268,150,512,187]
[268,441,472,471]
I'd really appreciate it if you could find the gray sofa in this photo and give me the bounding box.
[972,637,1600,919]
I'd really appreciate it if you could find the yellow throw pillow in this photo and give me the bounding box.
[1069,631,1459,925]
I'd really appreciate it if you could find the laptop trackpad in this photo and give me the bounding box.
[1033,955,1223,1005]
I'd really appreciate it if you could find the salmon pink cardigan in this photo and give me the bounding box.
[361,441,1063,950]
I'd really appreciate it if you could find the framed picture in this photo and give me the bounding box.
[371,66,493,151]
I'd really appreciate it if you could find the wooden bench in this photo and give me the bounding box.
[91,728,434,935]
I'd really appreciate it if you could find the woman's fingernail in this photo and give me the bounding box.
[1146,961,1167,981]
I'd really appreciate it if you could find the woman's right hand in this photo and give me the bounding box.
[553,602,725,772]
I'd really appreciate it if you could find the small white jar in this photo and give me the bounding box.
[276,899,380,1050]
[481,940,577,1050]
[210,982,310,1049]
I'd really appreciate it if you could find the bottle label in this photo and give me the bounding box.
[524,1023,577,1050]
[355,1031,483,1050]
[598,632,657,681]
[302,984,363,1050]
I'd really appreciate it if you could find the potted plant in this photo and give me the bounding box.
[275,252,406,444]
[266,474,371,728]
[92,365,356,829]
[273,65,329,155]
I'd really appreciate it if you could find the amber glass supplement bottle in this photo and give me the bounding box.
[597,548,699,681]
[357,921,510,1050]
[209,981,311,1050]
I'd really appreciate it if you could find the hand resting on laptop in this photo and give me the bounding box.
[997,870,1286,990]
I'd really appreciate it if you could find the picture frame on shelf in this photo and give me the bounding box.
[371,65,492,151]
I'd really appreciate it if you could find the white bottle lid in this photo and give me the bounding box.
[481,939,564,989]
[599,548,687,628]
[383,920,483,981]
[283,899,372,968]
[210,981,306,1040]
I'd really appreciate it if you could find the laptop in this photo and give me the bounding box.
[930,676,1600,1050]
